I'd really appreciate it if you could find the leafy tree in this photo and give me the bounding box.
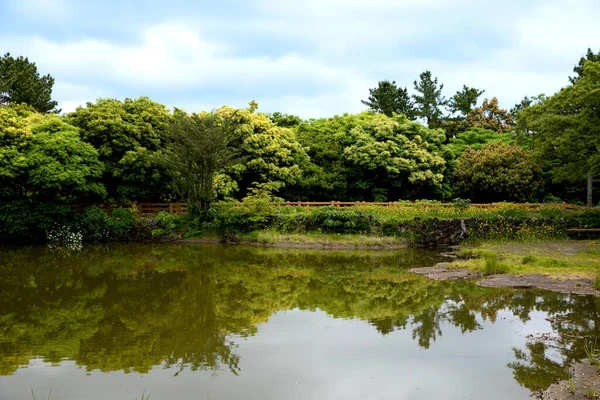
[343,113,447,200]
[26,117,106,200]
[454,142,543,202]
[510,96,535,117]
[520,61,600,207]
[211,102,310,199]
[413,71,446,128]
[161,110,237,215]
[269,112,302,128]
[569,48,600,84]
[361,80,416,119]
[67,97,171,201]
[0,53,59,113]
[448,85,484,116]
[294,114,362,200]
[0,107,30,198]
[465,97,514,133]
[447,128,515,158]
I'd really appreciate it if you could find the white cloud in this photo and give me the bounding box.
[1,0,599,117]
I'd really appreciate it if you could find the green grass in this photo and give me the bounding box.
[453,240,600,279]
[483,253,509,275]
[586,338,599,365]
[587,385,599,399]
[522,254,538,264]
[569,377,576,394]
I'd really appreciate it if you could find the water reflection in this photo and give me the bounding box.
[0,244,599,397]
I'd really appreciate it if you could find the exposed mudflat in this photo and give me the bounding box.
[479,274,599,296]
[541,361,600,400]
[410,263,600,297]
[409,263,484,280]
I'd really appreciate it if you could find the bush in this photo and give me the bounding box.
[455,143,544,203]
[306,206,374,234]
[0,201,73,243]
[151,211,181,238]
[78,206,139,242]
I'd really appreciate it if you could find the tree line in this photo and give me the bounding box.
[0,50,599,215]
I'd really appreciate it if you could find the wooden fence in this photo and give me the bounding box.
[71,201,591,216]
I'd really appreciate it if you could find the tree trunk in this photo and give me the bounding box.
[587,170,593,208]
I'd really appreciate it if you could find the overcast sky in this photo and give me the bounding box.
[1,0,598,117]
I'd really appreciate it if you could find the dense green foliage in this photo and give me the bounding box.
[455,143,543,202]
[518,61,600,206]
[0,53,58,113]
[1,53,600,243]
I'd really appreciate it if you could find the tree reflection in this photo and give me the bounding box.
[0,243,598,396]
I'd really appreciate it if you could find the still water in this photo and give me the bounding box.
[0,244,598,400]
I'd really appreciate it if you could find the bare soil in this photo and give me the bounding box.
[479,274,599,296]
[540,361,600,400]
[409,263,484,280]
[410,263,600,296]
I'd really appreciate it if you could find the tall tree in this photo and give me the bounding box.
[161,110,237,215]
[521,61,600,207]
[465,97,514,133]
[67,97,171,201]
[413,71,446,128]
[448,85,484,117]
[361,80,415,119]
[569,48,600,84]
[0,53,59,113]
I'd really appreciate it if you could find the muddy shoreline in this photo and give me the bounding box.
[410,262,600,297]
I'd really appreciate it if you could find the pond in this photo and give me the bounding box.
[0,244,598,400]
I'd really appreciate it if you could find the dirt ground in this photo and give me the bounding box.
[479,274,599,296]
[541,361,600,400]
[410,261,600,296]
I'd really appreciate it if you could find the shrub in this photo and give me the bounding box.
[151,211,180,237]
[306,206,374,234]
[455,143,544,203]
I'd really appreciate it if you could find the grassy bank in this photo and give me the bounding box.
[449,240,600,279]
[3,199,600,246]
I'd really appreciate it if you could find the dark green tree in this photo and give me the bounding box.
[269,112,302,128]
[161,110,237,215]
[510,96,534,117]
[413,71,446,128]
[569,48,600,84]
[448,85,484,116]
[362,80,416,119]
[0,53,59,113]
[521,61,600,207]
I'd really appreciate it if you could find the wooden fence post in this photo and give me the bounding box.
[169,203,174,215]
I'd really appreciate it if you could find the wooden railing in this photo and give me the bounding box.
[71,201,591,216]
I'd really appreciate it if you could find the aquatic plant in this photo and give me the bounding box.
[585,338,598,365]
[31,389,56,400]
